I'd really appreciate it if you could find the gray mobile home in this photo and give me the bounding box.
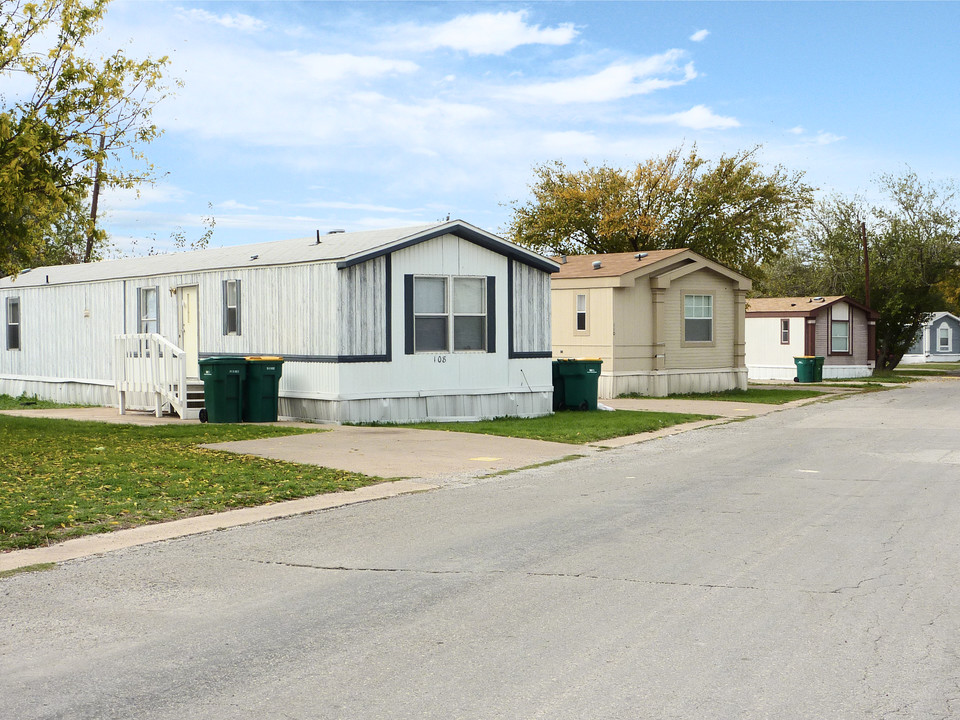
[0,221,558,423]
[901,311,960,363]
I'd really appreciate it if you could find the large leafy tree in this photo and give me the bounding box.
[0,0,170,276]
[758,172,960,370]
[506,146,814,276]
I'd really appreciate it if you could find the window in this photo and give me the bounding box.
[939,324,951,351]
[412,275,487,353]
[6,297,20,350]
[138,287,158,333]
[223,280,241,335]
[684,295,712,342]
[576,294,587,331]
[831,320,849,353]
[780,319,790,344]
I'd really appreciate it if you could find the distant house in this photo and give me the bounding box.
[745,295,877,380]
[550,249,752,398]
[901,312,960,363]
[0,220,558,423]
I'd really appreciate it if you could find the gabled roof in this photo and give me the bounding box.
[550,248,751,290]
[746,295,877,318]
[0,220,558,288]
[921,311,960,326]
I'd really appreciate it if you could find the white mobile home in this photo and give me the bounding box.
[0,221,558,423]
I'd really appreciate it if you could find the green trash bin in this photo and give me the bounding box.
[553,358,603,410]
[551,361,566,411]
[794,356,818,383]
[199,357,247,423]
[813,356,825,382]
[244,356,284,423]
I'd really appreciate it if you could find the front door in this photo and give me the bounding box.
[178,285,200,378]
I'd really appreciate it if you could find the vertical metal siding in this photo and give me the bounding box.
[511,262,551,354]
[338,256,386,357]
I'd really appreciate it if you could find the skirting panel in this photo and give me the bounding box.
[280,390,553,424]
[748,364,873,381]
[602,368,748,398]
[0,378,117,407]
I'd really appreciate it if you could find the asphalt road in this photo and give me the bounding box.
[3,380,960,719]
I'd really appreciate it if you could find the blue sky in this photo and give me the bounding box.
[88,1,960,255]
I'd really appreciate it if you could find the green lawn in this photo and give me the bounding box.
[619,388,826,405]
[0,416,382,552]
[372,409,715,445]
[0,393,86,410]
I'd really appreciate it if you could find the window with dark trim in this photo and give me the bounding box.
[223,280,241,335]
[409,275,491,353]
[576,294,587,331]
[780,319,790,344]
[138,286,158,333]
[684,294,713,342]
[830,319,849,353]
[6,297,20,350]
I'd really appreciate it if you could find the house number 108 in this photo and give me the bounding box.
[434,355,447,363]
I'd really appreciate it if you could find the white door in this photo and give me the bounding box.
[178,286,200,378]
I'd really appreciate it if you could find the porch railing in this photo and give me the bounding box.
[115,333,189,419]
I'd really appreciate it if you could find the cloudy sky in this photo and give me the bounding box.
[86,1,960,254]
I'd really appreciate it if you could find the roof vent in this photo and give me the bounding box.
[592,260,602,270]
[560,255,567,264]
[635,252,648,260]
[315,230,321,245]
[327,229,346,235]
[250,254,259,261]
[812,296,825,302]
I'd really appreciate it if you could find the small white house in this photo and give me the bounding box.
[745,295,877,380]
[0,220,558,423]
[900,312,960,363]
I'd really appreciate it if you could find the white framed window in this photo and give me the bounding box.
[413,275,487,353]
[780,318,790,344]
[576,294,587,331]
[830,305,849,354]
[138,287,158,333]
[6,297,20,350]
[684,295,713,342]
[938,323,951,351]
[223,280,241,335]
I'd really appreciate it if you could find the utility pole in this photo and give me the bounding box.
[861,221,871,308]
[83,134,106,264]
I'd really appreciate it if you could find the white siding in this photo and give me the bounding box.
[512,261,551,354]
[338,257,387,357]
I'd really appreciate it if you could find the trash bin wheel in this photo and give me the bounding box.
[793,377,799,383]
[199,408,208,423]
[579,400,589,411]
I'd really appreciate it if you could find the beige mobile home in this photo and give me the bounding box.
[0,221,558,423]
[550,250,752,398]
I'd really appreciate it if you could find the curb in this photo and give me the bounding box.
[0,480,437,573]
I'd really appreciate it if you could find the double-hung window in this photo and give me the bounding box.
[576,294,587,331]
[6,297,20,350]
[684,295,713,342]
[830,304,849,354]
[223,280,241,335]
[780,318,790,344]
[138,287,158,333]
[939,324,951,351]
[412,275,488,353]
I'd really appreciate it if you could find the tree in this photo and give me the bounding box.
[506,146,814,276]
[0,0,170,275]
[756,172,960,370]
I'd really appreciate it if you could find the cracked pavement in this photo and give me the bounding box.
[3,379,960,718]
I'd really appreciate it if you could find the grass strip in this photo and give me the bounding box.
[618,388,826,405]
[0,393,86,410]
[0,416,381,552]
[370,409,713,445]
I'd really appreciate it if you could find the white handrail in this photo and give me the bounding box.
[115,333,189,419]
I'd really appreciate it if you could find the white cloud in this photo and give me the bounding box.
[690,29,710,42]
[177,8,266,33]
[218,200,259,211]
[811,131,845,145]
[635,104,740,130]
[505,51,696,104]
[292,53,419,83]
[388,10,577,55]
[789,126,806,135]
